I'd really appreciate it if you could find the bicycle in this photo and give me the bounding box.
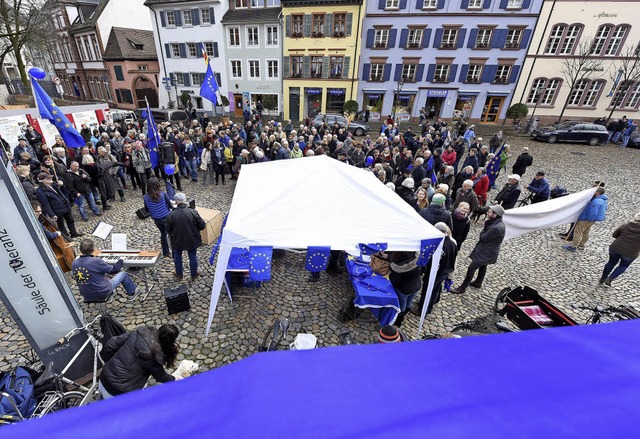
[512,119,523,133]
[577,305,640,324]
[258,318,289,352]
[516,191,534,207]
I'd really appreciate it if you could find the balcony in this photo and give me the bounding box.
[504,42,520,49]
[440,42,456,49]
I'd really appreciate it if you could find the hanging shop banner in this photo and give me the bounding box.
[427,89,448,98]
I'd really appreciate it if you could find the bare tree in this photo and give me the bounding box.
[606,43,640,122]
[556,39,605,123]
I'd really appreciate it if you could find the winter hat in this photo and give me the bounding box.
[489,205,505,217]
[508,174,521,182]
[386,182,396,192]
[378,325,402,343]
[174,192,187,203]
[402,178,415,189]
[432,193,446,205]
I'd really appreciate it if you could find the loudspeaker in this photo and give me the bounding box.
[164,285,190,314]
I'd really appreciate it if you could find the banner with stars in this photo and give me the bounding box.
[305,246,331,272]
[142,101,161,168]
[30,75,85,148]
[249,246,273,281]
[416,238,443,266]
[358,243,388,256]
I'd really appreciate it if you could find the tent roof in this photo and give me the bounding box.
[223,155,442,251]
[14,320,640,438]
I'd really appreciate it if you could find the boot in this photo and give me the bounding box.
[450,286,466,294]
[395,311,407,327]
[118,189,126,202]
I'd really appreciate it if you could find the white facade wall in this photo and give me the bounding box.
[97,0,153,45]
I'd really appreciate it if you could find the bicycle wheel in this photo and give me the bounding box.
[609,307,640,322]
[494,287,511,314]
[36,391,85,417]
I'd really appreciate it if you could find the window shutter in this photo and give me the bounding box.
[399,29,408,48]
[467,29,478,48]
[363,63,370,81]
[520,29,532,49]
[210,7,215,24]
[433,29,443,48]
[324,14,332,36]
[378,0,386,9]
[483,0,491,7]
[383,63,392,81]
[416,0,422,8]
[179,43,186,58]
[366,29,375,48]
[461,0,469,8]
[303,56,310,78]
[192,9,200,26]
[422,29,431,48]
[449,65,458,81]
[160,11,166,27]
[213,42,219,57]
[456,29,467,48]
[165,43,171,58]
[481,64,497,82]
[303,15,311,37]
[491,29,507,49]
[437,0,445,7]
[196,43,203,58]
[215,73,221,87]
[400,0,408,8]
[416,64,425,81]
[459,64,469,81]
[346,13,353,36]
[286,15,292,37]
[175,10,182,26]
[499,0,508,8]
[509,65,520,83]
[115,89,122,103]
[183,73,190,86]
[522,0,531,8]
[426,64,435,81]
[322,57,329,79]
[343,56,351,77]
[389,28,398,48]
[283,56,290,78]
[394,64,402,81]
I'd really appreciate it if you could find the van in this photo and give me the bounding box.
[136,108,190,124]
[109,110,136,125]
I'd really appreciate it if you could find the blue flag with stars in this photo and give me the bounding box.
[249,246,273,281]
[142,102,160,168]
[426,155,438,186]
[30,76,85,148]
[305,246,331,272]
[416,238,443,266]
[358,243,388,256]
[227,247,250,270]
[200,62,221,106]
[486,143,505,187]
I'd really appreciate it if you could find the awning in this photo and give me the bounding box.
[458,90,481,96]
[487,91,511,96]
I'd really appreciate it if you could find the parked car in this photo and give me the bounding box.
[135,108,190,125]
[531,122,609,145]
[627,133,640,148]
[311,114,369,136]
[109,110,137,125]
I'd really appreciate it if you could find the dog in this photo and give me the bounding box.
[471,205,490,223]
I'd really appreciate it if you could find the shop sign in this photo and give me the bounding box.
[306,88,322,95]
[367,94,380,99]
[328,89,345,96]
[458,96,472,102]
[427,89,448,98]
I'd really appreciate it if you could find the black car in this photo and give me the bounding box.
[532,122,609,145]
[311,114,369,136]
[627,133,640,148]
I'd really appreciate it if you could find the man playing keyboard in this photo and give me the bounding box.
[72,237,141,302]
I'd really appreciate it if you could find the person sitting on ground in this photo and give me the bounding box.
[71,237,141,302]
[527,171,551,204]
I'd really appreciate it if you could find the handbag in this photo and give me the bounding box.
[135,207,150,219]
[369,253,390,276]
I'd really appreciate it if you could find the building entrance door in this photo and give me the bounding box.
[481,96,504,122]
[289,88,300,121]
[234,94,243,117]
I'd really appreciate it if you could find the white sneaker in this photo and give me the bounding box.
[128,287,142,301]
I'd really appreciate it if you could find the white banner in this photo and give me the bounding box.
[71,110,98,132]
[38,118,62,147]
[0,114,29,149]
[503,187,597,241]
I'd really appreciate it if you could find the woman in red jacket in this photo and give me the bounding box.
[441,144,457,167]
[472,167,490,206]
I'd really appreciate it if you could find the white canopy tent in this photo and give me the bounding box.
[205,155,444,337]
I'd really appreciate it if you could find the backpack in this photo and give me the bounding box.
[550,185,569,199]
[0,366,37,418]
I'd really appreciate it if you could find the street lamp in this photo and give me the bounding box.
[392,79,405,122]
[526,86,545,134]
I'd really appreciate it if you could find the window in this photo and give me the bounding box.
[625,82,640,108]
[268,0,280,5]
[312,14,324,36]
[292,15,303,37]
[560,25,579,54]
[590,25,612,55]
[475,29,492,48]
[434,64,450,82]
[83,36,94,60]
[291,56,303,77]
[252,0,264,6]
[204,42,215,57]
[333,13,346,36]
[171,43,180,58]
[494,65,511,83]
[605,26,628,56]
[102,80,112,101]
[407,29,423,48]
[75,37,86,60]
[374,29,389,48]
[567,79,605,107]
[166,10,176,26]
[114,66,124,81]
[172,72,184,86]
[266,26,278,46]
[117,89,133,104]
[187,42,197,58]
[247,27,259,47]
[545,24,582,55]
[248,60,260,78]
[545,25,564,54]
[235,0,248,8]
[330,56,343,78]
[182,10,192,26]
[90,34,101,59]
[229,28,240,47]
[267,60,278,78]
[402,64,416,82]
[441,28,458,48]
[422,0,437,7]
[191,73,205,86]
[505,29,523,49]
[468,0,482,8]
[507,0,523,7]
[370,63,385,81]
[583,81,604,106]
[466,64,482,83]
[231,60,242,78]
[201,8,210,24]
[310,56,323,77]
[385,0,399,9]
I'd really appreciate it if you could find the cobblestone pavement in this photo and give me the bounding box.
[1,125,639,374]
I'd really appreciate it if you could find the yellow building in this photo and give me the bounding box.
[282,0,365,121]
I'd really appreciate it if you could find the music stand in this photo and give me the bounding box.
[91,221,113,249]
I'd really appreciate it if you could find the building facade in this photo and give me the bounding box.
[357,0,542,123]
[145,0,227,112]
[282,0,365,121]
[222,3,282,118]
[513,1,640,124]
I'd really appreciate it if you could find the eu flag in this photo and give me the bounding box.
[30,76,85,148]
[143,102,160,168]
[416,238,442,266]
[358,243,388,256]
[200,62,221,106]
[426,155,438,186]
[305,246,331,272]
[486,143,505,187]
[249,246,273,281]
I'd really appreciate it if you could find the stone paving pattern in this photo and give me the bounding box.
[1,125,639,373]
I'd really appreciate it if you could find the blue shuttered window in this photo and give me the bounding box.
[383,64,392,81]
[400,0,408,8]
[522,0,531,8]
[459,64,469,82]
[160,11,166,27]
[394,64,403,81]
[213,42,219,58]
[449,65,458,82]
[456,29,467,48]
[520,29,532,49]
[491,29,507,49]
[483,0,491,8]
[481,65,497,83]
[467,29,478,48]
[399,29,408,49]
[363,63,371,81]
[164,43,171,58]
[422,29,431,48]
[366,29,375,48]
[415,64,425,82]
[509,65,520,83]
[433,29,443,48]
[378,0,386,9]
[389,29,398,48]
[499,0,508,8]
[426,64,435,81]
[183,73,190,86]
[192,9,200,26]
[179,43,186,58]
[437,0,445,7]
[175,10,182,26]
[461,0,469,8]
[210,7,215,24]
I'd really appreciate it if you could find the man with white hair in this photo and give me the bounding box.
[493,174,522,210]
[452,179,479,213]
[166,193,206,281]
[412,157,426,183]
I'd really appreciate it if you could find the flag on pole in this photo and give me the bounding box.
[486,143,505,187]
[200,62,222,106]
[426,155,438,186]
[30,76,85,148]
[201,42,209,65]
[142,99,160,168]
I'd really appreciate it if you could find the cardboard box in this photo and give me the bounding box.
[195,207,224,245]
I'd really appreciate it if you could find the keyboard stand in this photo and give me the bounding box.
[126,266,158,301]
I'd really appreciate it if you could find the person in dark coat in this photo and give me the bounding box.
[451,205,506,294]
[600,217,640,286]
[35,172,80,238]
[166,192,206,280]
[17,165,36,200]
[511,147,533,176]
[419,193,453,230]
[99,324,183,399]
[461,148,479,173]
[493,174,522,210]
[527,171,551,204]
[452,165,474,201]
[451,202,472,251]
[388,251,421,327]
[396,178,416,206]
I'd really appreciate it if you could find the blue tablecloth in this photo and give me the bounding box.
[345,256,400,326]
